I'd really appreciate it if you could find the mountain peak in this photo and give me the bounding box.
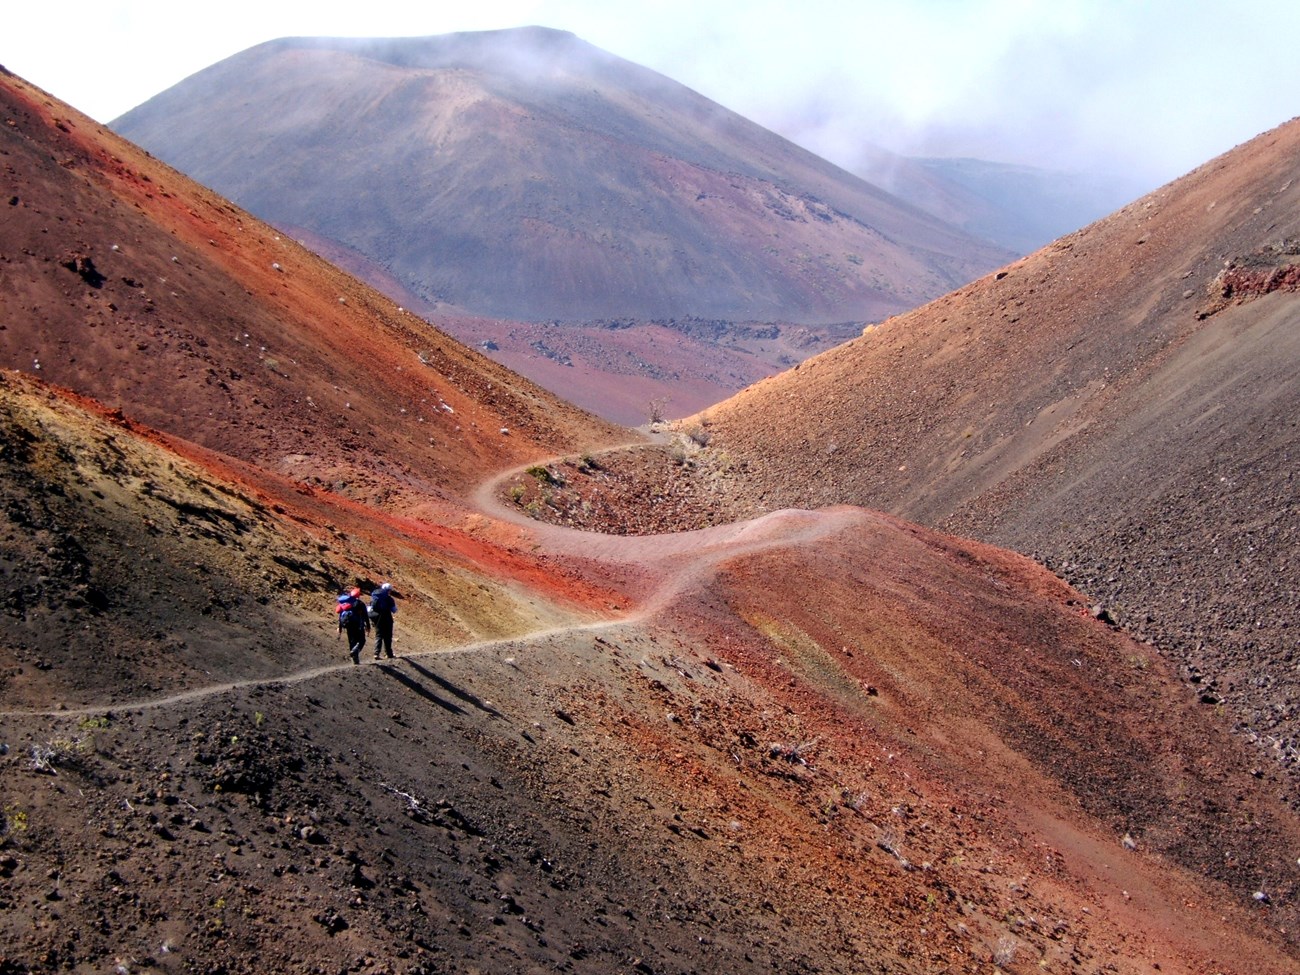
[113,31,1011,326]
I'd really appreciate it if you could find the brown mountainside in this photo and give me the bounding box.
[1,68,1298,974]
[693,116,1300,786]
[108,28,1015,425]
[112,29,1011,327]
[0,65,627,509]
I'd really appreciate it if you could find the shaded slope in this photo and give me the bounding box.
[692,115,1300,781]
[0,67,628,511]
[0,371,619,712]
[111,29,1012,325]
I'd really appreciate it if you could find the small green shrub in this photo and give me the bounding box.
[2,803,29,838]
[525,465,555,485]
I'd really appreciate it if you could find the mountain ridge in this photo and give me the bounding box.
[112,29,1013,326]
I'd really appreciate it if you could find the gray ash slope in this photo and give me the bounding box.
[112,28,1012,325]
[690,115,1300,794]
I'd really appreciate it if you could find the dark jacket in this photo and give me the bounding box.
[370,588,397,617]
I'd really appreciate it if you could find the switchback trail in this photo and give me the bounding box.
[2,446,855,720]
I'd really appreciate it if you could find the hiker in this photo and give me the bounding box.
[370,582,398,659]
[337,587,370,665]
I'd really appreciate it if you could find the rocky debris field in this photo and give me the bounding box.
[492,441,761,535]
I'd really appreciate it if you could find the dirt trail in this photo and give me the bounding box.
[473,443,845,566]
[3,453,855,719]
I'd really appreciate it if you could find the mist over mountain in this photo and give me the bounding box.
[112,28,1012,327]
[856,149,1150,254]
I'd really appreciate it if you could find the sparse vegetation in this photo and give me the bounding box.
[992,937,1019,968]
[525,464,557,485]
[768,738,819,765]
[844,790,869,812]
[876,828,910,869]
[647,396,670,425]
[29,734,91,775]
[684,423,712,447]
[1,803,29,839]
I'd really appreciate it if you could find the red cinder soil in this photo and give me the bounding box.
[0,69,629,513]
[681,116,1300,802]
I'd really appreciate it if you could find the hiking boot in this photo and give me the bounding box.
[350,652,359,665]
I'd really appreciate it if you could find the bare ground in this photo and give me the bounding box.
[1,68,1299,975]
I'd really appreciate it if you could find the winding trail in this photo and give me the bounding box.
[3,445,858,721]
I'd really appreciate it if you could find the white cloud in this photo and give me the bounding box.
[7,0,1300,189]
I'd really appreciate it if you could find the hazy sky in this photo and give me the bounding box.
[8,1,1300,191]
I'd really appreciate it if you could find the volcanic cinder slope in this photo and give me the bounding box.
[0,62,628,512]
[113,28,1010,326]
[692,116,1300,790]
[109,29,1014,424]
[2,68,1299,975]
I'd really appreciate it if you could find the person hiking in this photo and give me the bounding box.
[370,582,398,659]
[337,587,370,665]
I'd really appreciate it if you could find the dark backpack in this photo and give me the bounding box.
[370,588,395,616]
[337,594,362,627]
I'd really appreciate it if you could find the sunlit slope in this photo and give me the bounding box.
[698,115,1300,773]
[0,67,628,512]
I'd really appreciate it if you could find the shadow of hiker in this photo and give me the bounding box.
[404,658,503,718]
[376,663,466,715]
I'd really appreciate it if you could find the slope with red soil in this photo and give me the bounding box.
[0,371,620,713]
[0,67,629,510]
[4,431,1299,972]
[692,116,1300,788]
